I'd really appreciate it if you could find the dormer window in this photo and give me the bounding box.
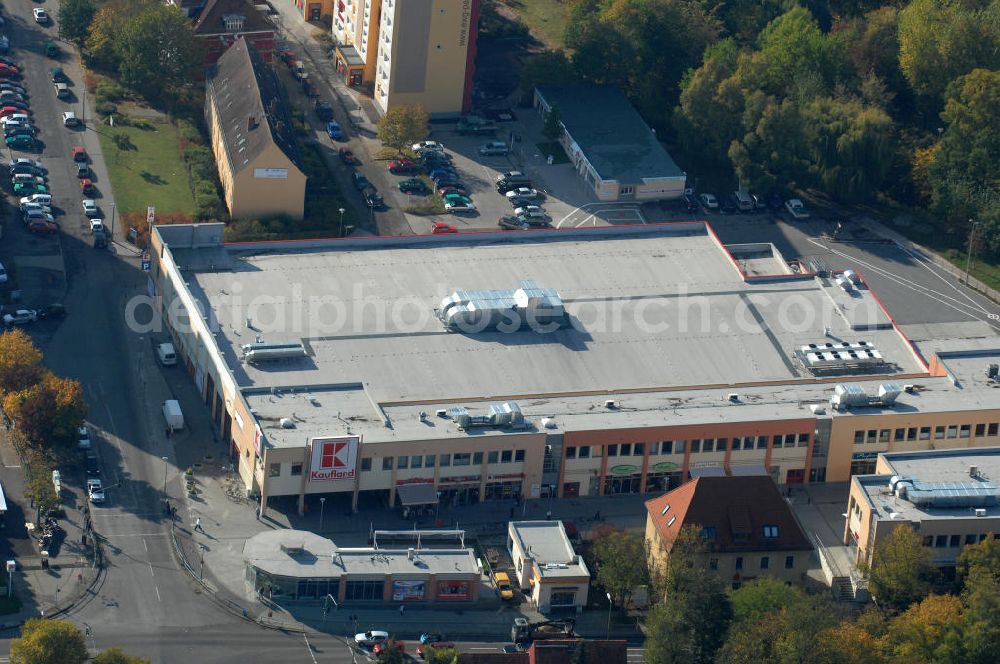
[762,525,779,539]
[224,14,246,32]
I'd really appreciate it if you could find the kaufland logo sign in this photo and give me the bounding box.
[309,436,359,481]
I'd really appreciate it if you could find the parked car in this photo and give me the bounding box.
[498,216,530,230]
[354,631,390,648]
[437,184,467,197]
[50,67,66,83]
[13,181,47,195]
[87,479,105,504]
[412,140,445,153]
[314,99,333,121]
[20,202,52,215]
[62,111,80,127]
[3,309,38,326]
[89,219,105,234]
[33,8,50,23]
[10,158,44,174]
[84,451,101,477]
[325,121,343,140]
[419,633,445,645]
[363,189,383,209]
[76,163,90,178]
[25,218,57,233]
[38,304,66,320]
[72,146,87,162]
[431,222,458,234]
[399,178,429,195]
[54,82,68,99]
[5,134,34,149]
[388,159,418,174]
[766,191,784,211]
[373,641,404,657]
[21,193,52,206]
[429,167,457,180]
[80,178,95,194]
[419,152,451,167]
[338,147,356,165]
[718,195,738,215]
[699,193,718,210]
[351,172,369,191]
[82,199,99,217]
[0,83,27,95]
[505,187,540,201]
[445,199,475,213]
[682,191,699,212]
[785,198,810,220]
[513,205,546,219]
[478,141,509,156]
[78,426,92,450]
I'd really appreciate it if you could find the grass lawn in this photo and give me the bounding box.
[95,119,196,216]
[502,0,570,49]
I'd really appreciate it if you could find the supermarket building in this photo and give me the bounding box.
[148,223,1000,516]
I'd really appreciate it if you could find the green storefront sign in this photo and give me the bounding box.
[610,464,639,476]
[651,462,680,472]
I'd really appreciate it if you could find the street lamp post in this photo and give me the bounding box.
[6,560,14,598]
[319,497,326,533]
[338,208,346,237]
[965,220,980,284]
[606,591,613,639]
[162,456,169,493]
[109,203,117,243]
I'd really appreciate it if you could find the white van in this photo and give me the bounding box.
[163,400,184,430]
[156,342,177,366]
[733,190,754,212]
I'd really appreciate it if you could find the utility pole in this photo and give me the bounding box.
[964,219,980,284]
[319,496,326,533]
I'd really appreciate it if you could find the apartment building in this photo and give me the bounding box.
[645,475,813,588]
[332,0,480,115]
[148,221,1000,518]
[205,40,305,220]
[845,447,1000,571]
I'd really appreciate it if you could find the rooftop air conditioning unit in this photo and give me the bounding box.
[436,409,448,418]
[728,393,739,402]
[970,465,980,478]
[975,508,987,517]
[605,400,617,409]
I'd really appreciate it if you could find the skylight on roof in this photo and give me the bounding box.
[666,515,677,527]
[660,504,670,516]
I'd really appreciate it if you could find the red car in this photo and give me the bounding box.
[27,219,58,234]
[388,159,418,174]
[1,106,22,117]
[338,147,356,165]
[417,642,455,659]
[79,178,95,194]
[437,184,468,197]
[372,640,405,657]
[0,64,18,75]
[431,222,458,234]
[73,146,88,162]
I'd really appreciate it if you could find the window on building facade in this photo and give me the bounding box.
[501,450,512,463]
[425,455,435,468]
[949,534,961,547]
[894,428,905,441]
[935,426,946,439]
[565,447,577,459]
[662,441,673,454]
[383,457,393,471]
[690,440,702,453]
[453,453,471,466]
[742,437,753,451]
[762,525,779,538]
[361,458,372,471]
[867,430,877,443]
[756,436,768,449]
[633,443,644,455]
[440,454,451,467]
[879,429,891,442]
[960,425,971,438]
[965,534,978,545]
[923,536,934,546]
[773,434,784,447]
[397,456,409,469]
[709,558,718,570]
[976,424,986,437]
[920,427,931,440]
[854,430,864,444]
[797,433,809,447]
[735,557,743,570]
[488,451,499,464]
[411,455,423,469]
[607,444,618,457]
[990,423,999,436]
[785,555,794,569]
[760,556,769,570]
[473,452,483,465]
[268,463,281,477]
[579,446,590,458]
[675,441,686,454]
[935,535,948,548]
[701,527,716,541]
[620,444,632,456]
[947,425,958,439]
[515,450,525,462]
[907,427,917,441]
[650,442,660,455]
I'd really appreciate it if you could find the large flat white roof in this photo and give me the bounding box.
[509,521,588,579]
[184,226,923,406]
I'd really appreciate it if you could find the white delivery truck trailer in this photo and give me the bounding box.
[163,400,185,430]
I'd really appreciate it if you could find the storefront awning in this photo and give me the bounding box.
[729,464,769,477]
[397,483,438,506]
[689,466,726,478]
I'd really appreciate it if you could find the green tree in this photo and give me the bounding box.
[58,0,96,44]
[673,39,743,166]
[424,647,459,664]
[84,0,145,71]
[959,535,1000,664]
[898,0,1000,106]
[376,105,429,154]
[880,594,967,663]
[812,622,888,664]
[861,525,935,612]
[93,648,151,664]
[542,104,562,142]
[716,591,840,664]
[928,68,1000,251]
[752,6,841,99]
[0,330,44,397]
[519,50,581,96]
[593,529,649,607]
[116,3,204,100]
[729,577,810,626]
[10,618,88,664]
[645,526,732,664]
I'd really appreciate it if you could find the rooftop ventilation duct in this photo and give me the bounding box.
[437,280,568,332]
[446,402,525,430]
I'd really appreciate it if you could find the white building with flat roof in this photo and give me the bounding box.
[508,521,589,613]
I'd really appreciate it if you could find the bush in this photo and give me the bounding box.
[183,146,215,182]
[95,80,127,102]
[95,101,118,117]
[175,118,203,146]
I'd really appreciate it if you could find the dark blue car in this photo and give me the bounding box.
[326,121,343,140]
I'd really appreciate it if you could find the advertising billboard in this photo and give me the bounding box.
[437,580,470,601]
[309,436,360,482]
[392,580,425,601]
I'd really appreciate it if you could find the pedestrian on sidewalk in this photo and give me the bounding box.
[194,517,203,532]
[399,604,404,616]
[546,510,552,521]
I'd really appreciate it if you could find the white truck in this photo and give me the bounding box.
[163,400,184,430]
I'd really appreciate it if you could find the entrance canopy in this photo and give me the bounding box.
[397,482,438,506]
